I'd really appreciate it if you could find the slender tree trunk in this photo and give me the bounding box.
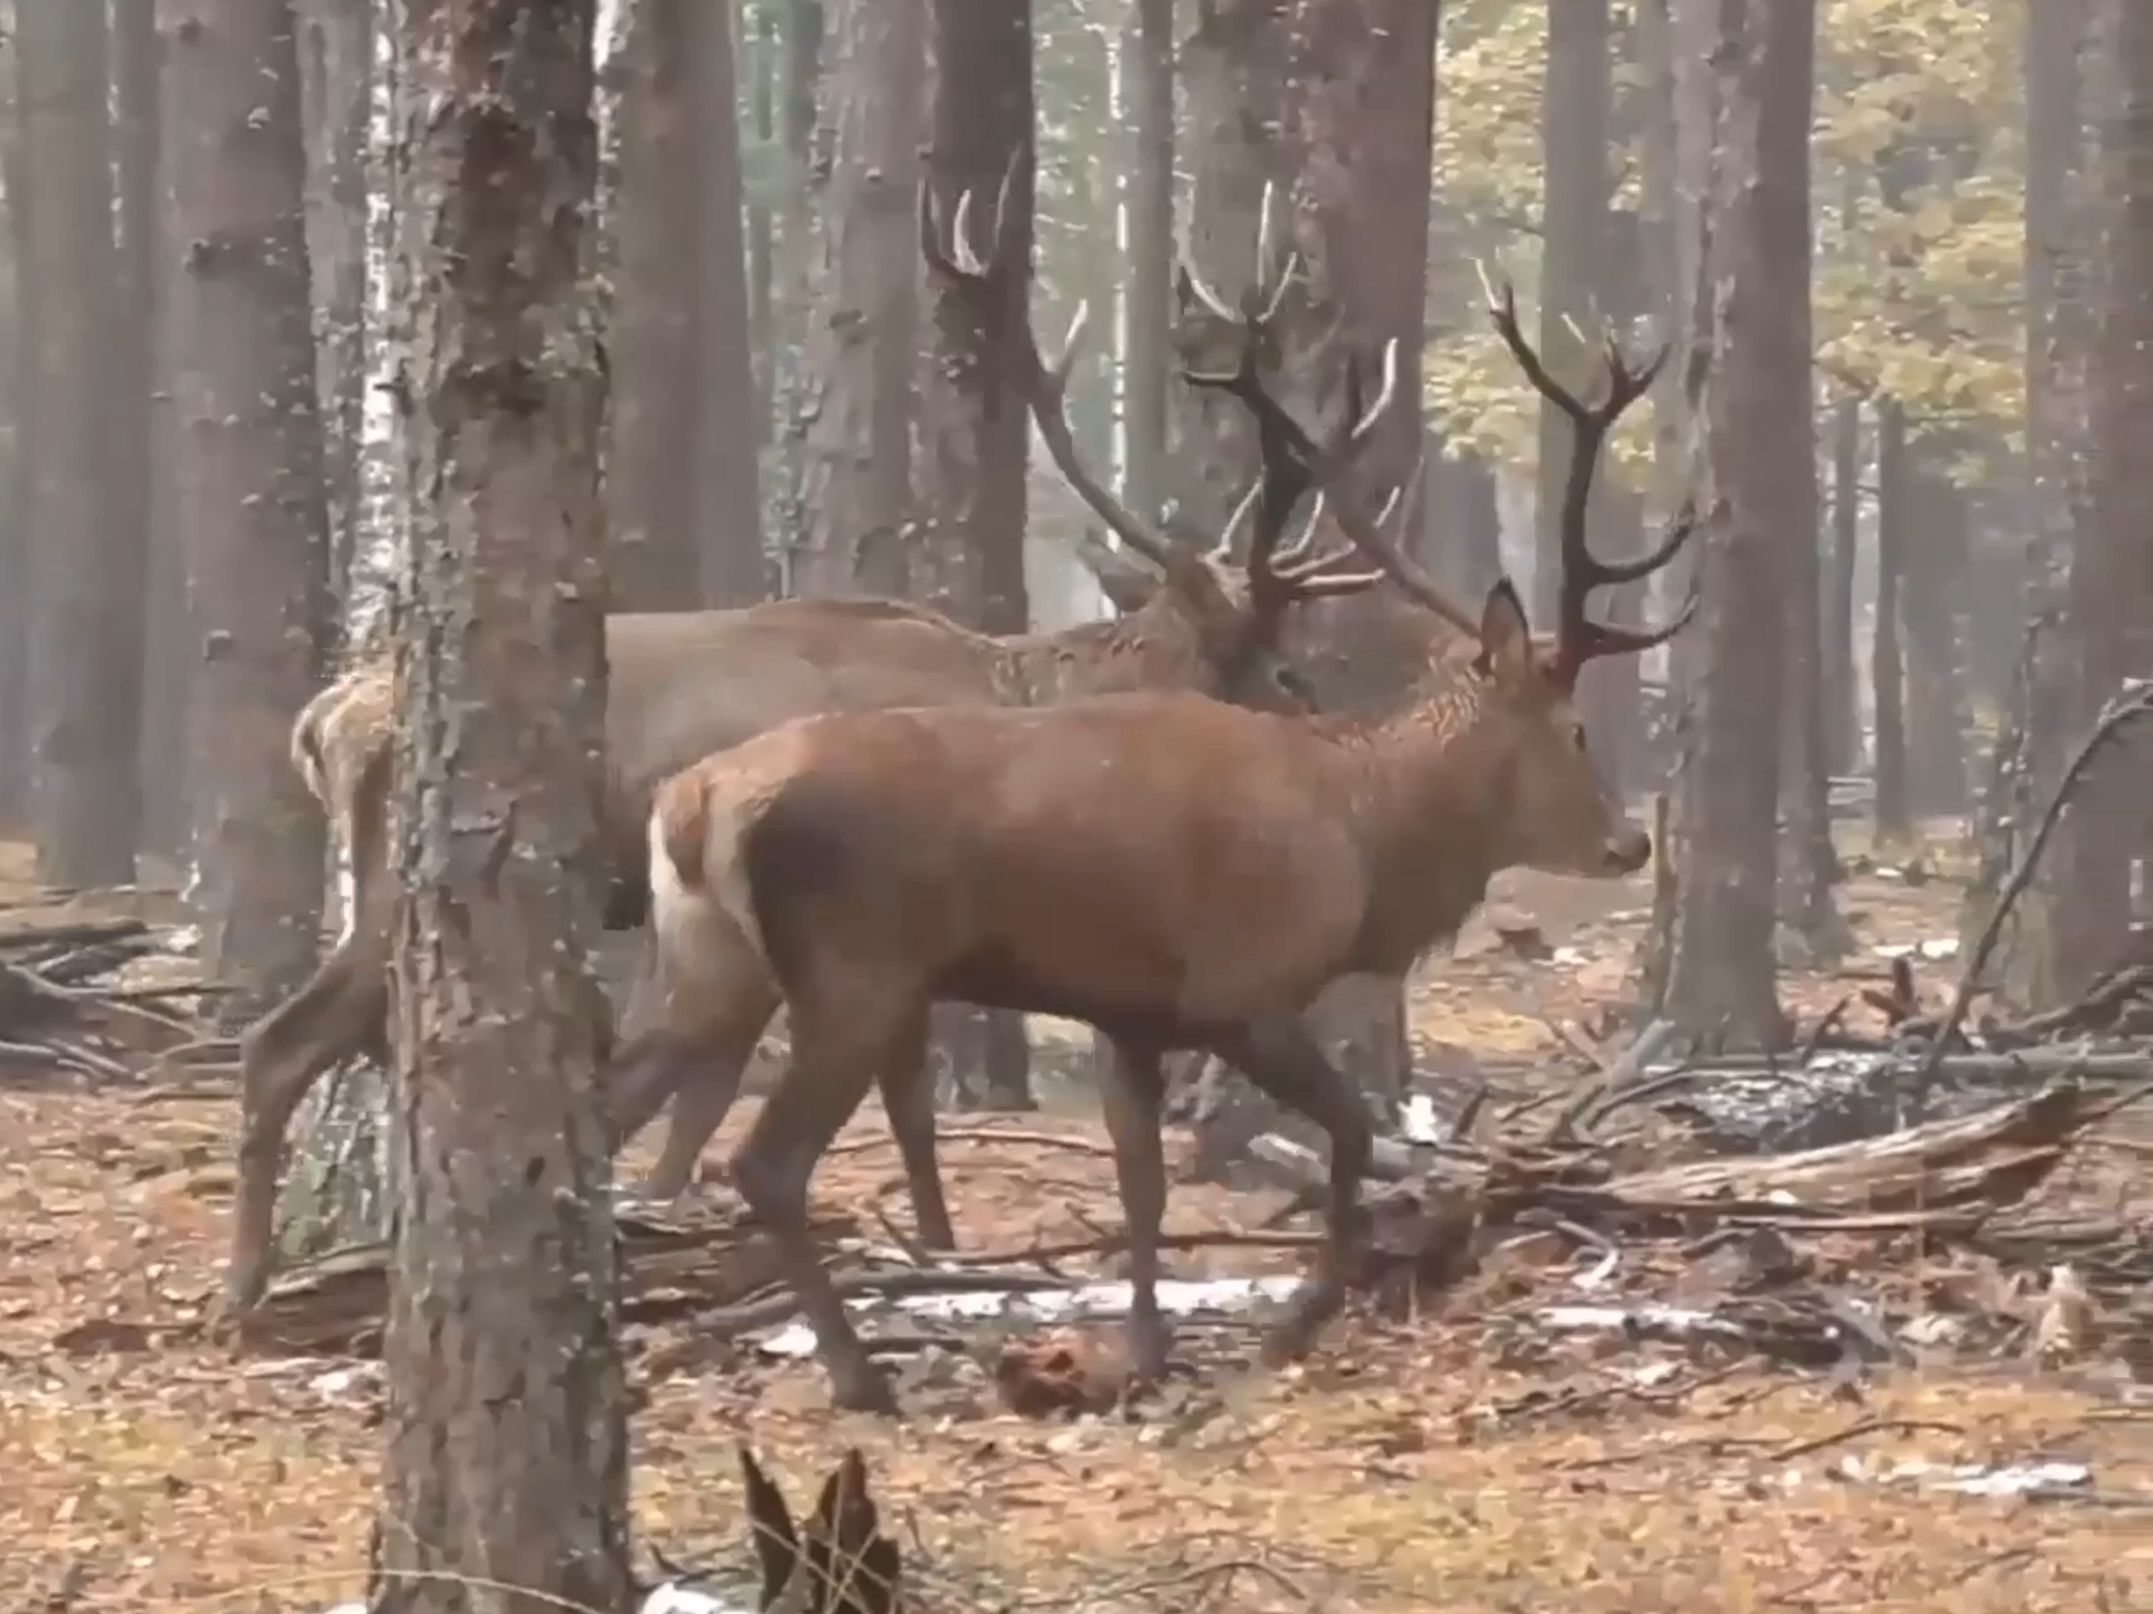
[162,0,332,1014]
[920,0,1034,1110]
[798,0,924,600]
[19,0,143,888]
[296,0,371,621]
[1282,0,1438,1110]
[747,1,777,425]
[1663,0,1805,1048]
[1121,0,1173,525]
[370,1,629,1605]
[612,0,764,608]
[2051,0,2153,994]
[1176,0,1292,527]
[1765,2,1835,944]
[1872,399,1911,846]
[1901,454,1970,816]
[0,32,22,831]
[1822,391,1861,776]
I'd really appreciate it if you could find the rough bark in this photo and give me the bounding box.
[18,0,143,887]
[1662,0,1804,1048]
[2050,0,2153,994]
[370,0,630,1607]
[611,0,765,609]
[1872,399,1911,845]
[1121,0,1174,524]
[919,0,1035,1111]
[797,0,925,600]
[747,3,777,424]
[161,0,332,1018]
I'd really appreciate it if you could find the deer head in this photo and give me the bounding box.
[920,151,1390,713]
[1179,253,1694,881]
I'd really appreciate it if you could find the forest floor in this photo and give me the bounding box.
[1,830,2149,1613]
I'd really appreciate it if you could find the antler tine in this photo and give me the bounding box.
[1487,278,1695,682]
[1271,455,1422,593]
[921,164,1183,576]
[1211,478,1264,563]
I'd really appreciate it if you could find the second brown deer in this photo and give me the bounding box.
[633,242,1694,1412]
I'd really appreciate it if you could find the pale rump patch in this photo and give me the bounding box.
[647,788,771,972]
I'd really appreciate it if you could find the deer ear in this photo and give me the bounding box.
[1477,578,1534,682]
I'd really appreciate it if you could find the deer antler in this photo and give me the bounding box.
[920,148,1186,578]
[1485,281,1697,687]
[1177,191,1478,636]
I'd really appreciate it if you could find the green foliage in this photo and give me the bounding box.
[1423,0,2029,487]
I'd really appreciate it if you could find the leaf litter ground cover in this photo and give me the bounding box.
[1,838,2149,1612]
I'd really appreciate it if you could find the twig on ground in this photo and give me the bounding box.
[827,1125,1117,1160]
[703,1268,1072,1338]
[1765,1415,1966,1463]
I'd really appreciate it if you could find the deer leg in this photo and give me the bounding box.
[876,1009,955,1252]
[731,989,904,1416]
[1206,1015,1371,1368]
[1096,1039,1170,1384]
[224,939,390,1312]
[633,976,782,1201]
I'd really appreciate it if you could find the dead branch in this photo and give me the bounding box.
[1912,681,2153,1118]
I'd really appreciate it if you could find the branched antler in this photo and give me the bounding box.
[1486,281,1697,684]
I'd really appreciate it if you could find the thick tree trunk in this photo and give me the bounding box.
[1121,0,1174,525]
[920,0,1034,1111]
[747,4,777,425]
[1662,0,1807,1049]
[2050,0,2153,995]
[18,0,143,888]
[1872,400,1912,845]
[370,1,630,1607]
[798,0,925,600]
[161,0,332,1018]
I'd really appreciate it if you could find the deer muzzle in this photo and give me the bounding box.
[1603,824,1651,876]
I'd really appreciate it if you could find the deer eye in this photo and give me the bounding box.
[1571,723,1588,752]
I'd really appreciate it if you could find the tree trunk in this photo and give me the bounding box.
[1121,0,1174,525]
[1872,400,1911,846]
[1822,391,1861,777]
[798,0,925,600]
[18,0,143,888]
[295,0,371,621]
[1280,0,1438,1111]
[612,0,765,609]
[1901,453,1970,817]
[161,0,332,1018]
[747,2,777,425]
[1766,4,1836,946]
[920,0,1034,1111]
[0,34,22,830]
[370,0,629,1606]
[2050,0,2153,995]
[1662,0,1806,1049]
[1175,0,1292,528]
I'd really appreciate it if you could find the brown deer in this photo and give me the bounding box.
[218,174,1388,1315]
[633,256,1694,1413]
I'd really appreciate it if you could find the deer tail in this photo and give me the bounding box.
[653,770,712,894]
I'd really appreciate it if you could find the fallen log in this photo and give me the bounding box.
[1565,1081,2086,1219]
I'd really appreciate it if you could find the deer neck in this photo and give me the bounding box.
[994,605,1213,705]
[1330,682,1518,970]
